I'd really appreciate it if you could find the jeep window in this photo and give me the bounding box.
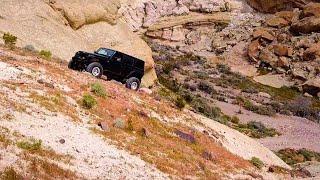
[96,48,115,57]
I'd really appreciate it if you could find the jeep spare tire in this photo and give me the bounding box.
[126,77,140,90]
[86,62,103,78]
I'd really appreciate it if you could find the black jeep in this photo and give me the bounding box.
[68,48,145,90]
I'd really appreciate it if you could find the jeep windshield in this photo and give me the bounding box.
[95,48,115,57]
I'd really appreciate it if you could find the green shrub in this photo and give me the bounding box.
[91,83,107,98]
[235,121,280,139]
[81,94,97,109]
[17,139,42,151]
[2,32,17,47]
[217,63,231,74]
[39,50,52,59]
[175,97,186,110]
[192,99,221,119]
[231,116,240,124]
[113,118,125,129]
[198,81,216,94]
[250,157,264,169]
[276,148,320,165]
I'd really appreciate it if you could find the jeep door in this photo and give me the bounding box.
[108,52,123,76]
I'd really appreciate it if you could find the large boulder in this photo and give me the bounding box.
[246,0,308,13]
[302,2,320,17]
[303,78,320,96]
[290,16,320,34]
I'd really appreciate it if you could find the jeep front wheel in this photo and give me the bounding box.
[86,62,103,78]
[126,77,140,91]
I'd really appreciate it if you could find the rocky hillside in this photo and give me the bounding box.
[0,46,292,179]
[1,0,320,179]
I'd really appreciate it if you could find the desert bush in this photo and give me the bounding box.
[17,139,42,151]
[236,121,280,138]
[235,96,276,116]
[276,148,320,165]
[39,50,52,59]
[81,94,97,109]
[217,63,231,74]
[194,71,209,79]
[192,98,221,119]
[2,32,17,47]
[231,116,240,124]
[91,83,107,98]
[286,96,316,117]
[175,97,186,110]
[250,157,264,169]
[198,81,216,94]
[113,118,125,129]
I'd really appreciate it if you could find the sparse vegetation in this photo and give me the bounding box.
[81,94,97,109]
[2,32,17,48]
[91,83,107,98]
[250,157,264,169]
[235,96,276,116]
[39,50,52,59]
[276,148,320,165]
[17,139,42,151]
[235,121,280,139]
[175,96,186,110]
[113,118,126,129]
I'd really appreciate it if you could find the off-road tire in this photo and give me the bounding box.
[125,77,140,91]
[86,62,103,78]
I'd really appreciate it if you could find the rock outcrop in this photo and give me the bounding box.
[246,0,308,13]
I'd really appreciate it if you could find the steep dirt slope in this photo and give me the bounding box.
[0,46,290,179]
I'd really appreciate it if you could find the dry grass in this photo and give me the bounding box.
[23,154,77,180]
[29,91,80,122]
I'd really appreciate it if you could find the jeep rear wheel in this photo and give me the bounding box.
[126,77,140,91]
[86,62,103,78]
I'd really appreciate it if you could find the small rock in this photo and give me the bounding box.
[138,88,153,95]
[37,79,45,84]
[59,139,65,144]
[174,130,196,143]
[277,56,290,68]
[141,128,151,137]
[252,28,274,41]
[98,121,109,132]
[273,44,293,57]
[304,92,313,97]
[266,17,289,28]
[202,151,215,161]
[258,92,271,99]
[248,39,261,61]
